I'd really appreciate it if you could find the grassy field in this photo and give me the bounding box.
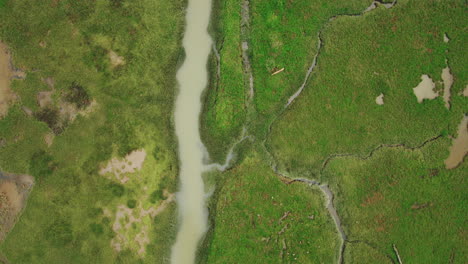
[322,138,467,263]
[267,0,467,177]
[0,0,185,263]
[201,149,340,263]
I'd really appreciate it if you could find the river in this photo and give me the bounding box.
[170,0,213,263]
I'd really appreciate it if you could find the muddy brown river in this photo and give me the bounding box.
[170,0,213,263]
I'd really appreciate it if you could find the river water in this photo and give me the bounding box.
[170,0,212,263]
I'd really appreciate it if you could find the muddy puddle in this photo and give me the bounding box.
[413,74,438,103]
[375,93,384,105]
[442,65,453,109]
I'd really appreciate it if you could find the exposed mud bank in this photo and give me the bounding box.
[0,172,34,241]
[0,42,25,118]
[445,115,468,169]
[441,65,453,109]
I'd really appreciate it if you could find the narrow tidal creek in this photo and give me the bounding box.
[170,0,212,263]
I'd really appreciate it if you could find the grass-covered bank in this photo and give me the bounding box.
[0,0,186,262]
[200,0,246,163]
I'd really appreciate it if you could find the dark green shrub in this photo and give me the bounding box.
[45,219,73,246]
[149,189,163,204]
[109,183,125,197]
[29,151,56,179]
[109,0,124,8]
[102,217,111,226]
[88,207,103,217]
[127,199,137,208]
[89,223,104,236]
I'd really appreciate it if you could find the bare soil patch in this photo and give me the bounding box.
[42,77,55,89]
[109,50,125,68]
[443,33,450,43]
[37,91,53,108]
[110,193,174,256]
[0,43,17,118]
[375,93,384,105]
[44,132,54,147]
[35,83,97,134]
[99,149,147,184]
[57,99,97,123]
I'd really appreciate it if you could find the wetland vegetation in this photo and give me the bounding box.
[200,0,467,263]
[0,0,466,263]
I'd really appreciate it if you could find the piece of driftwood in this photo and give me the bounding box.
[271,68,284,75]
